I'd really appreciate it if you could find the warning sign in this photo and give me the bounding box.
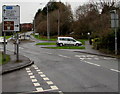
[4,21,14,30]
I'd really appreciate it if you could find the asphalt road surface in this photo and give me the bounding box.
[2,35,120,94]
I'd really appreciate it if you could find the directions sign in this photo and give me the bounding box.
[2,5,20,32]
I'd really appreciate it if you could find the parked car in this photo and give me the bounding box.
[0,37,7,44]
[56,37,82,47]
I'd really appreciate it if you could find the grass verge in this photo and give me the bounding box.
[43,46,85,49]
[36,42,56,45]
[0,52,10,65]
[34,35,57,41]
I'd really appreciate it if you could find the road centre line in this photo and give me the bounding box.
[110,69,120,73]
[58,54,71,58]
[84,61,101,67]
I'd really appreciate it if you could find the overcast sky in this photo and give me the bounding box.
[0,0,89,23]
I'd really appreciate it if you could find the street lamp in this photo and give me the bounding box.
[110,10,119,55]
[58,9,60,36]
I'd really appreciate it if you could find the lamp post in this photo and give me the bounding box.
[110,10,119,55]
[58,9,60,36]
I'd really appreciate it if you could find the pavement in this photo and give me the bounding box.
[1,50,34,74]
[73,41,117,58]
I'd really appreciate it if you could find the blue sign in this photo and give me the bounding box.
[6,6,13,9]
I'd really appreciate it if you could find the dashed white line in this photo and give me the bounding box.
[43,77,50,81]
[46,81,53,85]
[38,72,43,74]
[26,65,62,93]
[50,86,59,90]
[84,61,101,67]
[58,54,71,58]
[31,79,38,82]
[110,69,120,73]
[40,74,46,77]
[80,58,85,60]
[30,76,35,79]
[34,67,39,70]
[36,87,44,92]
[28,73,33,75]
[26,70,31,73]
[26,68,30,70]
[33,83,41,87]
[36,70,41,72]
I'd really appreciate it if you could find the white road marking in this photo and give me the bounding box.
[33,83,40,87]
[19,47,24,49]
[32,65,37,67]
[110,69,120,73]
[36,87,44,92]
[50,86,59,90]
[31,79,38,82]
[43,77,50,81]
[30,76,35,79]
[103,57,116,60]
[26,65,62,93]
[28,73,33,75]
[80,58,85,60]
[34,67,39,69]
[87,58,92,60]
[40,74,46,77]
[45,52,53,55]
[27,70,31,73]
[36,70,41,72]
[32,88,59,93]
[86,55,96,57]
[46,81,53,85]
[59,91,64,94]
[58,54,71,58]
[26,68,30,70]
[38,72,43,74]
[85,61,101,66]
[94,58,99,60]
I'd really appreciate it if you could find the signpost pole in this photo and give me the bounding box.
[16,32,19,61]
[3,32,6,60]
[110,10,119,55]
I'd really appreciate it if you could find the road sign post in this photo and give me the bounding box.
[110,10,119,55]
[2,5,20,61]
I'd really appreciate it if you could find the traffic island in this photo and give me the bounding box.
[1,51,34,74]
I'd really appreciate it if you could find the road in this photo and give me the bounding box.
[2,34,120,93]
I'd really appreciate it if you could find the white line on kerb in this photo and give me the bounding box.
[110,69,120,73]
[58,54,71,58]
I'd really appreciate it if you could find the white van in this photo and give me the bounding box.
[56,37,82,47]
